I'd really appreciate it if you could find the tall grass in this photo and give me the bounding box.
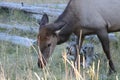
[0,0,120,80]
[0,40,120,80]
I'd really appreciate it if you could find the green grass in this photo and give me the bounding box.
[0,0,120,80]
[0,9,37,26]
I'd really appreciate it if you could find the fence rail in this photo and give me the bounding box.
[0,2,64,17]
[0,32,35,47]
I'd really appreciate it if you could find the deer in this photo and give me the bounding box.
[37,0,120,74]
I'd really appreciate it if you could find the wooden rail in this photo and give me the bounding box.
[0,2,64,17]
[0,33,36,47]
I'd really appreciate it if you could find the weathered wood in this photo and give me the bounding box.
[0,23,38,33]
[85,33,118,43]
[36,4,66,9]
[0,33,35,47]
[0,2,63,17]
[69,33,118,43]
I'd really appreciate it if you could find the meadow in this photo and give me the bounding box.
[0,0,120,80]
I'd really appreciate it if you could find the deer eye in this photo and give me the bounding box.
[48,43,51,47]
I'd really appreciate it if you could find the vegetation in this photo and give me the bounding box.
[0,0,120,80]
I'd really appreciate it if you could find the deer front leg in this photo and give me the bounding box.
[97,29,116,75]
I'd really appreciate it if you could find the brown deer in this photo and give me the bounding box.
[37,0,120,74]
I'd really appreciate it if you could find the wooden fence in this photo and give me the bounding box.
[0,2,65,18]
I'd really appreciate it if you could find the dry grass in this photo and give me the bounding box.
[0,41,120,80]
[0,0,120,80]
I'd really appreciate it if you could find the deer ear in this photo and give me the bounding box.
[39,13,49,26]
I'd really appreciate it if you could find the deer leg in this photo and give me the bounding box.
[97,29,116,74]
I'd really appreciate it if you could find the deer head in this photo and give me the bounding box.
[37,14,65,68]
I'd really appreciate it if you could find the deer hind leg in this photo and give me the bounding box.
[97,29,116,74]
